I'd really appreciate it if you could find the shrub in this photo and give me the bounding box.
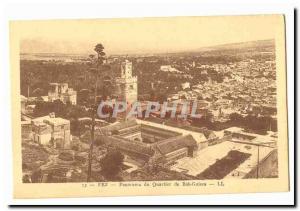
[58,152,74,161]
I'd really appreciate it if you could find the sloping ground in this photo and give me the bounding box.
[22,143,49,171]
[197,150,251,180]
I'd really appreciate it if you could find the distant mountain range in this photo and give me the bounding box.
[156,39,275,57]
[20,39,275,59]
[193,39,275,52]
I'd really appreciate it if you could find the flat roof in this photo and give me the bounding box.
[224,127,276,145]
[32,116,70,126]
[170,140,275,177]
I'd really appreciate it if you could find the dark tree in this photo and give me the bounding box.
[94,43,106,68]
[229,112,243,122]
[100,149,124,180]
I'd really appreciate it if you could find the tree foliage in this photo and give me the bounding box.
[100,149,124,180]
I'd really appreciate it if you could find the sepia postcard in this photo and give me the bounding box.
[10,15,289,198]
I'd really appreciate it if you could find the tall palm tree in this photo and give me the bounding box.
[87,43,106,182]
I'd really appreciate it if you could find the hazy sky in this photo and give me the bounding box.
[18,15,282,55]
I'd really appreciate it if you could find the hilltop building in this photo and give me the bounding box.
[48,83,77,105]
[31,113,71,149]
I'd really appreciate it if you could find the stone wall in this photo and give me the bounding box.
[243,149,278,178]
